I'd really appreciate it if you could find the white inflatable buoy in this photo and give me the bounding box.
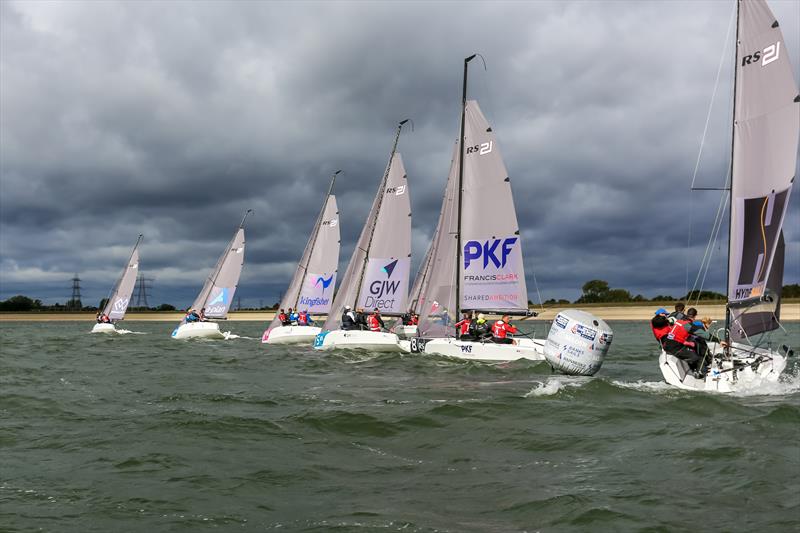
[544,309,613,376]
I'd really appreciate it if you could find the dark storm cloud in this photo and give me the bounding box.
[1,0,798,306]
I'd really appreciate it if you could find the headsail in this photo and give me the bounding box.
[323,123,411,330]
[267,175,340,332]
[189,211,250,320]
[728,0,799,339]
[102,235,141,321]
[459,100,528,314]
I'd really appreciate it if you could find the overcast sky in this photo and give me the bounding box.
[1,0,798,307]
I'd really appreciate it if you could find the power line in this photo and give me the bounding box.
[134,272,154,307]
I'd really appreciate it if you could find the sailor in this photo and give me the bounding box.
[685,308,718,367]
[650,308,671,345]
[367,308,385,332]
[297,309,313,326]
[198,308,207,322]
[662,314,704,375]
[470,313,491,341]
[101,314,111,323]
[454,311,472,340]
[341,305,357,330]
[401,310,413,326]
[355,307,369,330]
[410,313,419,326]
[185,308,200,323]
[492,315,519,344]
[668,303,686,324]
[277,308,290,325]
[288,308,299,325]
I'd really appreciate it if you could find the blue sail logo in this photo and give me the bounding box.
[209,287,229,306]
[382,259,398,278]
[314,274,334,292]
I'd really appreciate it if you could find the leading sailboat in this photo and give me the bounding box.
[412,55,544,362]
[659,0,798,392]
[171,210,251,340]
[262,172,341,345]
[91,235,142,333]
[314,120,412,351]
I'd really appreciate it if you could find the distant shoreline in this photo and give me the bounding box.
[2,303,797,322]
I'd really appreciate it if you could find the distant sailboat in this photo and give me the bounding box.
[410,55,544,361]
[171,210,251,340]
[262,171,341,344]
[314,120,412,351]
[659,0,797,392]
[91,235,142,333]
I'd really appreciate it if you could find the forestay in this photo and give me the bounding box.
[266,187,340,333]
[323,145,411,330]
[728,0,799,339]
[102,236,141,321]
[459,100,528,313]
[190,227,246,320]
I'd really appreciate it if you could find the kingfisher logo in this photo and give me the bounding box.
[742,41,780,67]
[314,274,334,292]
[463,237,517,269]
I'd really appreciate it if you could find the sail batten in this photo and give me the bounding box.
[728,0,798,340]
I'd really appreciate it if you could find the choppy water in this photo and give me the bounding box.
[1,320,798,532]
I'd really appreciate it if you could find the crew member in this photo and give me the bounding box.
[355,308,369,330]
[651,308,671,345]
[288,308,299,325]
[278,308,290,326]
[410,313,419,326]
[198,308,207,321]
[367,308,385,332]
[492,315,518,344]
[471,313,491,341]
[341,305,356,330]
[668,302,686,323]
[662,314,704,375]
[454,311,472,340]
[185,308,200,323]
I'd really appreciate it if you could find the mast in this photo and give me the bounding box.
[292,170,340,310]
[724,0,741,349]
[351,120,409,306]
[456,54,476,318]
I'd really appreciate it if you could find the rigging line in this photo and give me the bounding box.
[689,167,730,301]
[529,261,545,313]
[695,191,729,306]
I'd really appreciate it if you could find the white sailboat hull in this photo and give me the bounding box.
[394,325,417,338]
[659,341,788,393]
[171,321,224,340]
[421,337,546,362]
[91,323,117,334]
[262,325,322,345]
[314,329,402,352]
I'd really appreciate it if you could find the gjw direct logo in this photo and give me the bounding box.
[464,237,517,269]
[466,141,493,156]
[365,259,402,308]
[742,41,780,67]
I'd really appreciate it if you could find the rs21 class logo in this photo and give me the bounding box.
[463,237,517,269]
[466,141,493,155]
[386,185,406,196]
[322,219,338,227]
[742,41,780,67]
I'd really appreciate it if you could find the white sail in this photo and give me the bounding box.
[101,235,141,321]
[728,0,798,339]
[188,213,249,320]
[323,124,411,330]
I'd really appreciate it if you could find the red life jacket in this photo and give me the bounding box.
[665,319,692,345]
[101,315,110,323]
[410,315,418,325]
[367,315,381,332]
[455,319,471,336]
[297,312,308,326]
[492,321,517,339]
[278,313,288,323]
[651,323,671,341]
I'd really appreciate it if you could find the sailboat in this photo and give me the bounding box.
[262,171,341,344]
[91,235,142,333]
[314,120,412,351]
[171,210,251,340]
[411,55,544,362]
[659,0,798,392]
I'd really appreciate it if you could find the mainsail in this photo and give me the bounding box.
[188,211,250,320]
[101,235,142,321]
[322,122,411,330]
[728,0,799,339]
[267,173,341,332]
[459,100,528,314]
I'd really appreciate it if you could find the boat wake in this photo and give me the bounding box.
[221,332,254,340]
[524,377,589,397]
[115,329,147,335]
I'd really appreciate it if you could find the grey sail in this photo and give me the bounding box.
[459,100,528,313]
[408,236,433,312]
[323,138,411,330]
[267,190,340,333]
[190,225,246,320]
[731,232,784,339]
[102,236,141,321]
[417,142,460,337]
[728,0,799,339]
